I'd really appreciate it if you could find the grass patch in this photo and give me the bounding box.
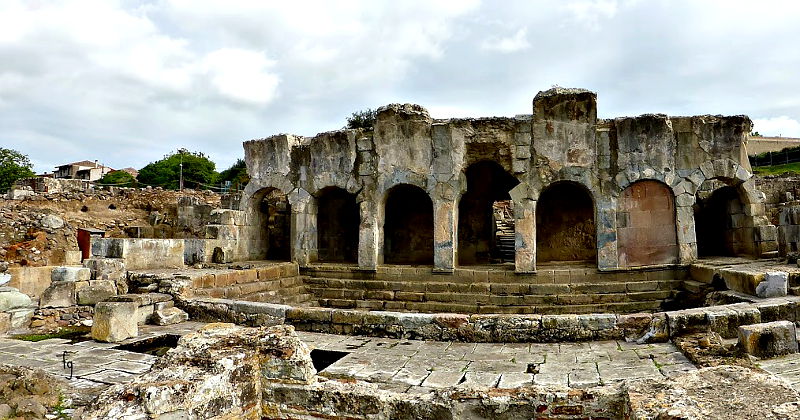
[12,326,91,343]
[752,162,800,176]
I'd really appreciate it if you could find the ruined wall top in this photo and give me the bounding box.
[242,88,753,201]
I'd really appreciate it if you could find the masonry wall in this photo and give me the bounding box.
[240,88,777,273]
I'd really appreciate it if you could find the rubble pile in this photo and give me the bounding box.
[0,187,220,267]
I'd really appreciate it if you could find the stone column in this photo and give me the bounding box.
[358,199,379,270]
[510,183,536,273]
[596,200,618,270]
[433,197,457,272]
[675,201,698,264]
[288,188,316,267]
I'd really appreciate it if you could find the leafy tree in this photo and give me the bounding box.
[137,149,218,190]
[0,148,35,193]
[217,158,249,190]
[98,170,136,187]
[346,108,377,130]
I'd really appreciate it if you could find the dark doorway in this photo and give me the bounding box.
[695,185,744,257]
[536,182,596,263]
[317,187,359,263]
[458,161,519,265]
[256,188,291,261]
[384,184,433,264]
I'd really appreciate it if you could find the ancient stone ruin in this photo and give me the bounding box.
[7,87,800,419]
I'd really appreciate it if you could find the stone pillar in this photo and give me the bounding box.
[288,188,316,267]
[433,198,457,272]
[675,203,698,264]
[510,183,535,273]
[596,200,618,270]
[358,199,379,270]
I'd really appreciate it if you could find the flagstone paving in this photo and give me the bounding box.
[0,322,698,398]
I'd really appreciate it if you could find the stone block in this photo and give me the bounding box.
[152,307,189,326]
[51,266,90,282]
[0,312,10,334]
[738,321,798,358]
[0,288,32,311]
[84,258,126,281]
[39,281,76,308]
[76,280,117,305]
[92,302,139,343]
[137,304,154,325]
[8,308,34,329]
[756,271,788,298]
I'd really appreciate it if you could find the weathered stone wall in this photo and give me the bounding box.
[241,88,774,273]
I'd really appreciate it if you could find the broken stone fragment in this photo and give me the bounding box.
[7,308,34,330]
[756,271,788,298]
[0,287,32,311]
[91,301,138,343]
[152,306,188,326]
[38,281,76,308]
[738,320,798,358]
[76,280,117,305]
[83,324,315,419]
[51,266,91,283]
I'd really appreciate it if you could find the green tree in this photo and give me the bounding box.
[98,170,136,187]
[0,148,35,193]
[137,149,218,190]
[346,108,377,130]
[217,158,249,190]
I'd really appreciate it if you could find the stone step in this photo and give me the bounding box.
[303,277,682,295]
[682,280,710,294]
[306,286,674,306]
[302,266,687,284]
[314,298,665,315]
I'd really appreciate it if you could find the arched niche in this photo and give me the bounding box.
[316,186,359,263]
[617,180,678,267]
[383,184,434,265]
[536,181,596,263]
[252,187,291,261]
[457,160,519,265]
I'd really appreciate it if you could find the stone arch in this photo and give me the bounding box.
[536,181,596,263]
[251,186,292,261]
[694,179,753,257]
[457,160,520,265]
[316,186,359,263]
[617,180,678,267]
[383,184,434,265]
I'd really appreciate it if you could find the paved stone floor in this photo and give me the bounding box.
[757,353,800,389]
[0,322,697,397]
[301,332,697,392]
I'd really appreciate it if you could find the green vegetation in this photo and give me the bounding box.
[137,149,218,190]
[217,158,249,190]
[0,147,35,193]
[98,170,136,187]
[346,108,377,130]
[752,162,800,176]
[12,326,90,342]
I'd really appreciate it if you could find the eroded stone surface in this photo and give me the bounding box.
[626,365,800,420]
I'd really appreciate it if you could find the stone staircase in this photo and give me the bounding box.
[301,264,686,315]
[493,201,515,263]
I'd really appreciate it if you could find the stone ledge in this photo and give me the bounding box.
[179,295,800,343]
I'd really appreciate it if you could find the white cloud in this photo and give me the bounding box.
[480,28,530,53]
[753,117,800,138]
[2,0,800,175]
[202,49,279,105]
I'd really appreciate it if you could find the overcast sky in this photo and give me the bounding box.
[2,0,800,174]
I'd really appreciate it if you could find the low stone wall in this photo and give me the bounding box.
[91,238,252,270]
[689,260,800,295]
[180,295,800,343]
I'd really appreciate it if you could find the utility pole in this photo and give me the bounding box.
[179,153,184,191]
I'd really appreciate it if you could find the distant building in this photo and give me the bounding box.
[54,160,114,182]
[117,167,139,178]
